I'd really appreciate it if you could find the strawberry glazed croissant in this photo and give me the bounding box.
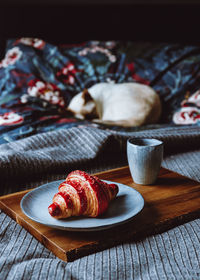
[48,170,119,219]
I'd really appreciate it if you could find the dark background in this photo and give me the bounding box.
[0,1,200,56]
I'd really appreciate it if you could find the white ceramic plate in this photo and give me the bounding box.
[20,180,144,231]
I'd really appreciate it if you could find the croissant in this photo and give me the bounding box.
[48,170,118,219]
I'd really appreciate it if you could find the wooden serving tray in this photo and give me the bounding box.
[0,166,200,262]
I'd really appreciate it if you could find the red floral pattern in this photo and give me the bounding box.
[173,107,200,125]
[0,112,24,126]
[78,44,116,63]
[0,47,22,68]
[56,62,81,85]
[1,38,200,144]
[181,89,200,107]
[173,89,200,124]
[21,79,65,108]
[17,37,45,49]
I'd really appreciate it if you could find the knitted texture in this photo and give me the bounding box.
[0,125,200,279]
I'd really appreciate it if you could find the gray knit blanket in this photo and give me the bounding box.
[0,125,200,280]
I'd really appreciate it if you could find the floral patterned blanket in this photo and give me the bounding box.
[0,38,200,144]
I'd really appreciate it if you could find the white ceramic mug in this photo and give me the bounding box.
[127,138,163,185]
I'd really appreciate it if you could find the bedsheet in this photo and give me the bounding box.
[1,38,200,144]
[0,39,200,280]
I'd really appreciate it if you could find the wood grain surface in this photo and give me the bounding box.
[0,166,200,262]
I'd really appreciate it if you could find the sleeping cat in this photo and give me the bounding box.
[67,82,161,127]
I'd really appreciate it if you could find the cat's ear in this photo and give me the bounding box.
[81,89,97,119]
[82,89,94,104]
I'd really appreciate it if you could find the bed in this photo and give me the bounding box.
[0,2,200,280]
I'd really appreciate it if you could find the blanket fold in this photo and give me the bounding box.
[1,125,200,194]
